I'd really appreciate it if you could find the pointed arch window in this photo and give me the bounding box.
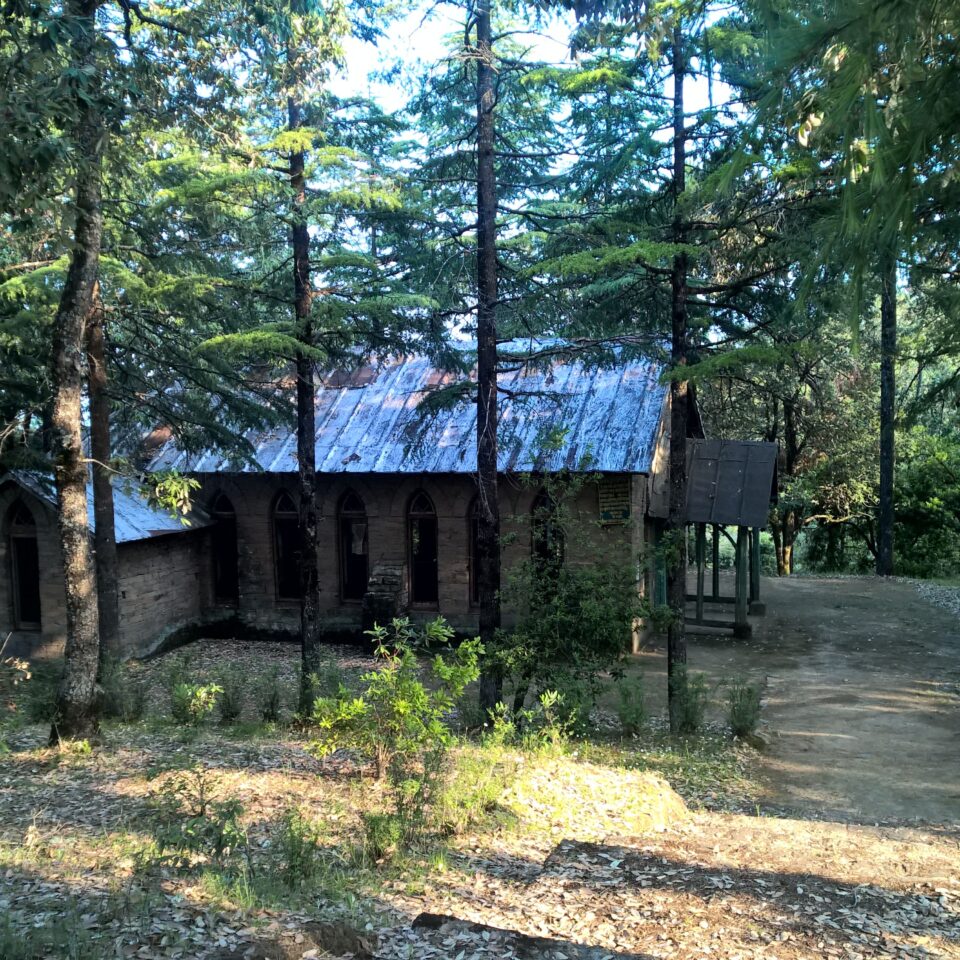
[338,491,369,602]
[273,492,301,601]
[531,490,564,575]
[210,494,239,604]
[468,497,482,607]
[408,491,439,605]
[7,501,41,629]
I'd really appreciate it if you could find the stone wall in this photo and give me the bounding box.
[0,480,209,660]
[0,472,653,659]
[194,472,651,635]
[116,532,210,656]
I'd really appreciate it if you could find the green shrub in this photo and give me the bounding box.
[498,542,640,725]
[278,807,323,886]
[727,678,762,738]
[669,666,708,736]
[170,682,221,725]
[99,659,147,722]
[258,667,283,723]
[521,689,572,752]
[306,657,345,700]
[434,746,515,836]
[617,675,646,735]
[1,656,33,702]
[483,692,571,754]
[311,617,481,845]
[217,668,244,724]
[163,655,191,691]
[17,661,59,724]
[149,765,246,866]
[453,688,487,732]
[361,811,403,861]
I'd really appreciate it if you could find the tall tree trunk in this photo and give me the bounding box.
[88,287,120,667]
[771,519,785,576]
[475,0,502,715]
[50,0,104,743]
[666,21,689,734]
[289,95,320,706]
[877,251,896,576]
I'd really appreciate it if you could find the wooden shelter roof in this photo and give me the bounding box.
[685,439,778,529]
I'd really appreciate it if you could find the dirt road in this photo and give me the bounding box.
[641,576,960,824]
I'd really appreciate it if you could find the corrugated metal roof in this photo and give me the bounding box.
[150,347,669,476]
[6,471,210,543]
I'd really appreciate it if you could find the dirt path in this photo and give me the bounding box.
[640,576,960,824]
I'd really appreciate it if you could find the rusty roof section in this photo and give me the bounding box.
[150,347,669,476]
[5,471,210,543]
[684,439,778,528]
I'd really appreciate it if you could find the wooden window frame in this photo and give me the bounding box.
[407,490,439,608]
[337,490,369,604]
[272,491,301,603]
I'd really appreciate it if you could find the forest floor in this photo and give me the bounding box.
[0,577,958,960]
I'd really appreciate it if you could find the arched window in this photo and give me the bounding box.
[468,498,482,606]
[7,501,41,629]
[408,491,439,605]
[531,490,564,574]
[210,494,239,604]
[273,492,301,601]
[338,491,368,602]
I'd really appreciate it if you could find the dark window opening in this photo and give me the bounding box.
[8,501,41,629]
[468,498,481,606]
[532,491,564,576]
[408,491,439,605]
[210,494,239,604]
[338,491,368,602]
[273,492,301,601]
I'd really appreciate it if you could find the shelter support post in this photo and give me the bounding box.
[734,525,751,638]
[749,526,765,616]
[711,524,720,600]
[695,523,706,623]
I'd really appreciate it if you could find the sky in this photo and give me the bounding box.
[331,4,730,119]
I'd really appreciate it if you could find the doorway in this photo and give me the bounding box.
[8,501,41,630]
[408,491,439,605]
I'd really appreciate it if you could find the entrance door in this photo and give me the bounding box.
[408,491,439,605]
[9,502,41,629]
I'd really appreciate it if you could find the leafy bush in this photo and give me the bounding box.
[483,692,571,754]
[149,765,246,866]
[258,667,283,723]
[361,812,403,861]
[217,668,244,724]
[499,552,639,723]
[434,746,515,836]
[1,656,32,705]
[305,657,345,701]
[170,682,222,725]
[727,679,762,738]
[278,807,323,886]
[617,675,646,735]
[5,659,60,724]
[311,617,481,844]
[99,658,147,722]
[669,666,708,736]
[1,656,52,729]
